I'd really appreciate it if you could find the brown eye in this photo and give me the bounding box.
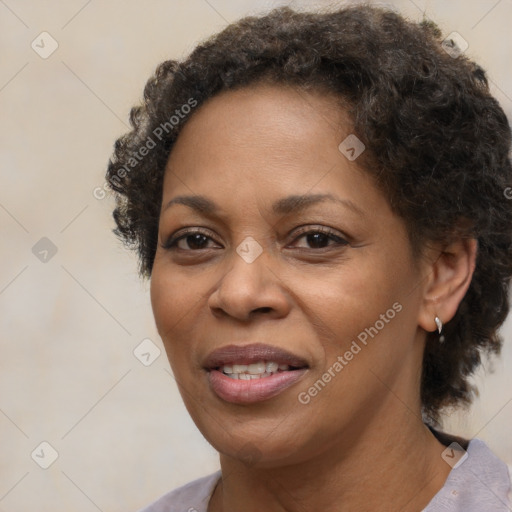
[162,229,219,251]
[290,226,348,250]
[177,233,211,250]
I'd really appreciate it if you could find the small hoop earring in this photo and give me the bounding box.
[434,316,445,343]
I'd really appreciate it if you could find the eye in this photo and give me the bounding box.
[289,226,348,250]
[161,226,348,252]
[161,228,219,251]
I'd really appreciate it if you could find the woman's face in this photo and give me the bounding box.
[150,83,431,466]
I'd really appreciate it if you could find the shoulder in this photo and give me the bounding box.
[137,470,222,512]
[424,436,512,511]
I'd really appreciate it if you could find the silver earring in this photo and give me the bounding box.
[434,316,445,343]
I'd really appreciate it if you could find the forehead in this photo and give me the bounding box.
[163,83,361,192]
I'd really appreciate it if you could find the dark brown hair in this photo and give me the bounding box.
[106,5,512,425]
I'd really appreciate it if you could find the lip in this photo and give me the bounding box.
[208,368,308,404]
[203,343,309,404]
[202,342,309,370]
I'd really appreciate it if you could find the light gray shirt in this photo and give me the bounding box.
[138,438,512,511]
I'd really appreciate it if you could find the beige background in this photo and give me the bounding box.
[1,0,511,510]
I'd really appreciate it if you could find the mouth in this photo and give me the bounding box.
[214,360,305,379]
[203,343,309,404]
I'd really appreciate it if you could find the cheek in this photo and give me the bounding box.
[296,252,416,396]
[150,261,204,355]
[150,265,175,336]
[302,258,404,340]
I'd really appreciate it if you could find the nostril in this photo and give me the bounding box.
[253,307,272,314]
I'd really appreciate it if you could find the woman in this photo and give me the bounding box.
[106,4,512,511]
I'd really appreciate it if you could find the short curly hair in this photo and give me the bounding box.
[106,4,512,425]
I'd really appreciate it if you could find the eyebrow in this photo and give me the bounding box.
[162,193,365,217]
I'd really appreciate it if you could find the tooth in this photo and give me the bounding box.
[220,361,291,378]
[266,362,279,373]
[248,361,266,374]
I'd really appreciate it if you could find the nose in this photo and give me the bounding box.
[207,243,291,322]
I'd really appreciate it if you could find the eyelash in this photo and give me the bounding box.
[161,226,349,252]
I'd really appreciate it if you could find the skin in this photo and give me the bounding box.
[150,83,477,512]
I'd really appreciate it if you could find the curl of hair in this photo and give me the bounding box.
[106,5,512,425]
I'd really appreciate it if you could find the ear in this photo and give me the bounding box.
[417,237,478,335]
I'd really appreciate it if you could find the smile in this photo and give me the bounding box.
[219,361,293,379]
[203,343,309,404]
